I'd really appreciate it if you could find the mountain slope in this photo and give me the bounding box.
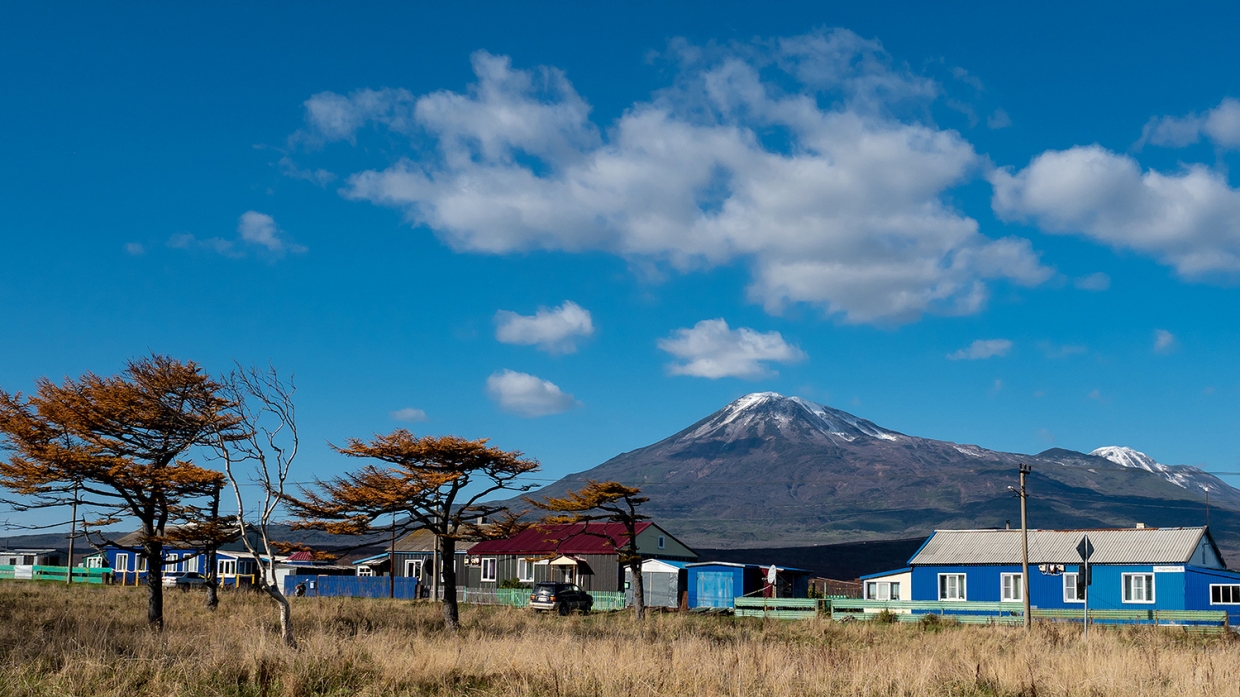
[515,393,1240,558]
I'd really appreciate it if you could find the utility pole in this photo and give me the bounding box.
[1206,486,1210,528]
[66,482,79,585]
[1019,464,1032,630]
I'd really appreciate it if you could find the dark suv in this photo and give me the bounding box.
[529,582,593,615]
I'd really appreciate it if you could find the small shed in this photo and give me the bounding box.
[687,562,811,609]
[625,559,688,609]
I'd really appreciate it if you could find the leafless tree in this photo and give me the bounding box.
[213,364,299,648]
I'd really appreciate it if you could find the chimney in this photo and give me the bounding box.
[1136,522,1146,529]
[1006,520,1011,530]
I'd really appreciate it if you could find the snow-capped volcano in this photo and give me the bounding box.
[684,392,901,444]
[1090,446,1203,490]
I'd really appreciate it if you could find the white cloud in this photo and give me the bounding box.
[1153,329,1178,354]
[1039,342,1087,359]
[1074,272,1110,291]
[124,242,145,256]
[946,338,1012,360]
[494,301,594,354]
[987,109,1012,130]
[991,145,1240,279]
[169,212,306,259]
[390,407,428,422]
[306,32,1050,325]
[1139,98,1240,150]
[658,319,805,379]
[486,369,578,417]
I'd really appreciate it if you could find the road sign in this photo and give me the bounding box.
[1076,535,1094,562]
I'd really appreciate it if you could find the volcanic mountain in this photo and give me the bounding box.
[517,393,1240,559]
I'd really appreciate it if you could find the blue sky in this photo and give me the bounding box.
[4,1,1240,517]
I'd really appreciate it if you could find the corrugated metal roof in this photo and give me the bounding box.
[468,522,653,555]
[909,527,1209,566]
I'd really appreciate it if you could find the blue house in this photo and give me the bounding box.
[97,528,263,587]
[873,526,1240,623]
[686,562,811,608]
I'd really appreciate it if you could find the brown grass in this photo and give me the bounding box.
[0,582,1237,696]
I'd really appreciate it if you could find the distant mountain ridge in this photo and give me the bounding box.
[510,392,1240,561]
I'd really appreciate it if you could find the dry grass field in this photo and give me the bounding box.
[0,582,1237,696]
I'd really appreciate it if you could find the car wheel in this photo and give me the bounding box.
[557,603,569,616]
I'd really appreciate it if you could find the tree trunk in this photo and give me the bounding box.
[143,537,164,631]
[439,535,459,630]
[265,585,297,648]
[205,547,219,610]
[629,558,645,620]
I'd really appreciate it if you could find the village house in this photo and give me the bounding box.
[94,528,267,587]
[463,522,697,593]
[0,549,63,566]
[351,528,468,596]
[865,525,1240,623]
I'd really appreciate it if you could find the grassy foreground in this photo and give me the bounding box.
[0,583,1238,696]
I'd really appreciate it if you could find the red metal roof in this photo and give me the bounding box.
[468,522,654,555]
[286,551,315,562]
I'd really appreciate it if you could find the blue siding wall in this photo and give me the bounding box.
[297,575,420,599]
[688,566,744,608]
[911,564,1240,613]
[1185,566,1240,623]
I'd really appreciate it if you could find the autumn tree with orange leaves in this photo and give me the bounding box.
[289,432,538,630]
[0,356,243,630]
[526,481,652,619]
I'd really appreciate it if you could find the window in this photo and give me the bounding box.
[115,553,129,572]
[866,581,896,601]
[218,559,236,576]
[237,559,256,576]
[357,566,374,577]
[1210,584,1240,604]
[938,573,966,601]
[1064,573,1085,602]
[1001,573,1023,602]
[86,556,103,568]
[1123,573,1155,603]
[405,559,423,578]
[186,555,199,573]
[481,557,497,583]
[137,555,148,572]
[657,535,666,549]
[518,558,534,582]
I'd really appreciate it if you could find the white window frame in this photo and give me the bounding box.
[1210,584,1240,604]
[1123,573,1155,603]
[86,556,103,569]
[1000,573,1023,602]
[137,555,148,572]
[866,581,894,601]
[889,582,901,601]
[405,559,422,578]
[657,535,666,549]
[517,558,534,582]
[186,555,199,573]
[1063,573,1085,603]
[480,557,497,583]
[357,565,374,577]
[938,573,967,601]
[115,553,129,572]
[218,559,236,576]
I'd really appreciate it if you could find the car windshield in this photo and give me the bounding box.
[534,584,558,592]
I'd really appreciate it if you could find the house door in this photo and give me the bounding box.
[696,572,734,608]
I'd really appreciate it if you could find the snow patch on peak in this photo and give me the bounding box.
[1090,446,1203,490]
[1090,446,1165,473]
[686,392,901,443]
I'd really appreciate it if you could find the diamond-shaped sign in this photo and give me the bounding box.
[1076,535,1094,562]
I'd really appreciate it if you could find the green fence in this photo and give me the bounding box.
[0,565,112,584]
[827,599,1227,630]
[461,587,627,612]
[734,596,818,620]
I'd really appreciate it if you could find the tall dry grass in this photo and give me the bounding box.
[0,582,1236,696]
